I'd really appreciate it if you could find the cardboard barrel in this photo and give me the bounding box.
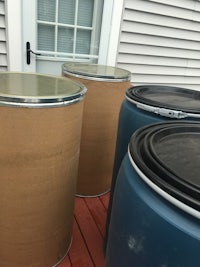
[105,85,200,251]
[62,63,131,196]
[106,121,200,267]
[0,73,87,267]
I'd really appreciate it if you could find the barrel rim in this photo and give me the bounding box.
[128,148,200,219]
[0,72,87,107]
[62,62,131,82]
[125,85,200,118]
[128,121,200,216]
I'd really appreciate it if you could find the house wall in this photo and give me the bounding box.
[0,0,7,71]
[4,0,117,73]
[6,0,22,71]
[1,0,200,91]
[116,0,200,90]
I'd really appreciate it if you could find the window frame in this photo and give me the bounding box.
[36,0,103,62]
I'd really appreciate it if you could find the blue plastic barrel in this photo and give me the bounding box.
[106,121,200,267]
[105,85,200,250]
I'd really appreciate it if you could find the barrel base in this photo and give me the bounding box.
[76,188,110,198]
[53,237,73,267]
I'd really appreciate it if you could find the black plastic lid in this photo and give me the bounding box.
[126,85,200,114]
[129,121,200,211]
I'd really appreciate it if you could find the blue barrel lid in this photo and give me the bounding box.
[0,72,87,107]
[129,121,200,215]
[126,85,200,118]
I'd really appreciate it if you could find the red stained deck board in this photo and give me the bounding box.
[58,193,109,267]
[74,197,105,267]
[99,193,110,209]
[68,218,94,267]
[84,197,107,237]
[57,255,72,267]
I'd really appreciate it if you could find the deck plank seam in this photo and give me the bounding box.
[83,198,105,238]
[74,208,96,266]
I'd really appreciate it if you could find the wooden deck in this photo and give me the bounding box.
[58,193,109,267]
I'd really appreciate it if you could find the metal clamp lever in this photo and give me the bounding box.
[154,107,188,118]
[136,102,188,119]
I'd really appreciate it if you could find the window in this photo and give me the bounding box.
[37,0,104,62]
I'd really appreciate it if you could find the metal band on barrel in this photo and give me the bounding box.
[0,89,87,108]
[62,69,131,82]
[126,95,200,119]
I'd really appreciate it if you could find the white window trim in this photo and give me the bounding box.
[22,0,37,72]
[99,0,124,66]
[6,0,123,72]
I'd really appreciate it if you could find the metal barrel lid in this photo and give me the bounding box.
[128,121,200,218]
[126,85,200,118]
[0,72,87,108]
[62,62,131,82]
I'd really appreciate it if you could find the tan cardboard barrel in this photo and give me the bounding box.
[62,63,131,196]
[0,73,87,267]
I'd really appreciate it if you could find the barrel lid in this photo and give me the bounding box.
[129,121,200,214]
[0,72,87,107]
[126,85,200,118]
[62,62,131,82]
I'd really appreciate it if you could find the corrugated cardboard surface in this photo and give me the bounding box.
[63,74,131,196]
[0,101,84,267]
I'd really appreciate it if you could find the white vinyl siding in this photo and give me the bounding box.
[117,0,200,90]
[0,0,7,71]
